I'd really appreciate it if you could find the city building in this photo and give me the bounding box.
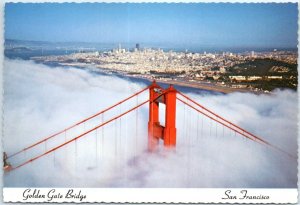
[136,43,140,50]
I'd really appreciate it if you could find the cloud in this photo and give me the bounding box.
[3,58,297,188]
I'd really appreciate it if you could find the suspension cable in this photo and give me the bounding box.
[10,99,150,172]
[8,85,150,159]
[177,91,270,145]
[177,97,296,159]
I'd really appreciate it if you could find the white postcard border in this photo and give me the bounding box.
[3,188,298,203]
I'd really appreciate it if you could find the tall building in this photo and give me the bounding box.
[136,43,140,50]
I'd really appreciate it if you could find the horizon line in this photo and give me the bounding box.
[5,38,298,50]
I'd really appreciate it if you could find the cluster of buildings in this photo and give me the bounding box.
[35,46,248,72]
[228,75,283,82]
[31,44,297,91]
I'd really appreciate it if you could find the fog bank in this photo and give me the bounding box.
[3,59,297,188]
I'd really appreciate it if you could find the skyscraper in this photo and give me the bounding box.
[136,43,140,50]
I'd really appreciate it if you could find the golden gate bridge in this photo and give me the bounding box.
[4,81,296,173]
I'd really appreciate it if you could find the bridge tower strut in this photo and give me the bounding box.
[148,81,177,151]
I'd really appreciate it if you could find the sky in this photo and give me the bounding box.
[5,3,298,49]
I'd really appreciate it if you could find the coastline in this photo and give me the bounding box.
[56,62,264,94]
[117,73,265,94]
[26,48,297,95]
[105,72,263,94]
[154,79,254,94]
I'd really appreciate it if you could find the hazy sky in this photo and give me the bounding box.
[5,3,298,48]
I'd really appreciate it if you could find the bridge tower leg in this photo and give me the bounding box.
[148,82,161,151]
[164,85,177,147]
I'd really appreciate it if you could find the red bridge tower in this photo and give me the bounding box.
[148,81,177,151]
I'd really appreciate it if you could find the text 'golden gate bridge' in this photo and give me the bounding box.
[4,81,296,173]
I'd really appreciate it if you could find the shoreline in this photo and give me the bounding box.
[115,73,263,94]
[154,79,253,94]
[39,61,265,94]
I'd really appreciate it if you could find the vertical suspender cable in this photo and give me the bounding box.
[135,95,139,157]
[216,119,218,138]
[197,114,199,141]
[101,114,104,159]
[95,128,98,167]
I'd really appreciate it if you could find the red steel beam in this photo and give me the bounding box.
[164,85,177,147]
[148,82,161,151]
